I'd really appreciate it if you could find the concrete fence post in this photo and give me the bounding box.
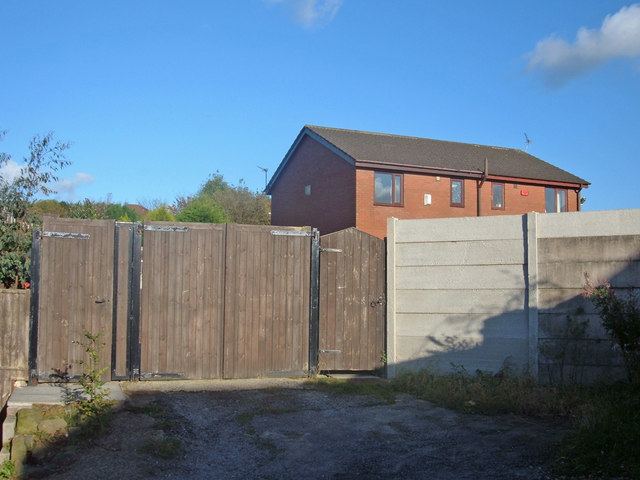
[526,213,539,380]
[386,217,398,378]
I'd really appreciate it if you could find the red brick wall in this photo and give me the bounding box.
[356,168,579,238]
[270,136,356,233]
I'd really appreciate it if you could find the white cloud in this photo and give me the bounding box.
[267,0,343,28]
[53,172,94,199]
[527,3,640,86]
[1,159,93,200]
[0,159,24,184]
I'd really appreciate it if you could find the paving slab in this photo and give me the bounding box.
[7,382,127,408]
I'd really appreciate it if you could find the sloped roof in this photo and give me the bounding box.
[306,125,588,185]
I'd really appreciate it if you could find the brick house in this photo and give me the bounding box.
[266,126,589,238]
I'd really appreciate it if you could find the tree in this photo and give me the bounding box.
[0,131,71,288]
[145,205,176,222]
[30,199,72,218]
[103,203,140,222]
[175,197,228,223]
[191,173,270,225]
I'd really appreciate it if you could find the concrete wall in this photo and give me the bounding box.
[536,210,640,383]
[387,209,640,383]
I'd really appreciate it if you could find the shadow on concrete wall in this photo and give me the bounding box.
[392,252,639,385]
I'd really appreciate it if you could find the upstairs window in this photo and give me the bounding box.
[450,179,464,207]
[491,182,505,210]
[374,172,403,206]
[545,187,568,213]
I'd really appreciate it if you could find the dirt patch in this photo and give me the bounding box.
[30,382,564,479]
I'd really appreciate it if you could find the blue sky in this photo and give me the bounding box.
[1,1,639,211]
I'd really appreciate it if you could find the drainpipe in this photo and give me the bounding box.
[477,158,488,217]
[577,187,582,211]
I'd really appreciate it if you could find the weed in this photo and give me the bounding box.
[138,437,182,460]
[69,331,112,439]
[0,460,15,480]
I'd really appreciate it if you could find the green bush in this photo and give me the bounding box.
[145,206,176,222]
[584,276,640,383]
[104,203,140,222]
[175,197,228,224]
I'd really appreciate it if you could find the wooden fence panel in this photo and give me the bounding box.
[0,289,29,406]
[139,222,226,379]
[223,225,310,378]
[36,217,115,381]
[319,228,386,371]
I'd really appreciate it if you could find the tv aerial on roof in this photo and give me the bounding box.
[523,132,533,151]
[258,166,269,190]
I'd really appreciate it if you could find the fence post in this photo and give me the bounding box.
[27,230,41,385]
[526,213,539,380]
[308,228,320,374]
[386,217,397,378]
[127,222,143,380]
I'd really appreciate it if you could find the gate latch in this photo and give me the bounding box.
[370,295,385,307]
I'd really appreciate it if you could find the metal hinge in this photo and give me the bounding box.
[270,230,314,237]
[320,248,342,253]
[42,231,90,239]
[144,225,188,232]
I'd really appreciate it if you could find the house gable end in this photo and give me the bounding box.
[265,127,355,194]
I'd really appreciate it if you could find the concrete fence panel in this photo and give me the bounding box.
[387,209,640,384]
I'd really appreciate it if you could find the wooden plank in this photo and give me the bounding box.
[113,223,132,378]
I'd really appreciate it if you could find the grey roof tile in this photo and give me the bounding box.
[306,125,588,185]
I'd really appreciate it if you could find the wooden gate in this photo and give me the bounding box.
[34,218,116,381]
[223,225,310,378]
[139,222,226,379]
[319,228,386,371]
[30,219,385,381]
[138,223,311,379]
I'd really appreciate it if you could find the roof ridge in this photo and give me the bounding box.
[305,124,520,154]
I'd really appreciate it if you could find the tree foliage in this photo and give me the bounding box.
[175,196,228,224]
[145,205,176,222]
[181,173,270,225]
[0,131,71,288]
[584,275,640,383]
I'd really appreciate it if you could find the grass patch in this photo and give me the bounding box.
[392,370,585,416]
[138,437,182,460]
[308,371,639,478]
[554,382,640,478]
[305,377,396,404]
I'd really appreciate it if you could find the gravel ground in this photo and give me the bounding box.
[30,379,563,480]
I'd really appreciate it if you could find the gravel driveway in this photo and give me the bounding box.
[36,379,562,480]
